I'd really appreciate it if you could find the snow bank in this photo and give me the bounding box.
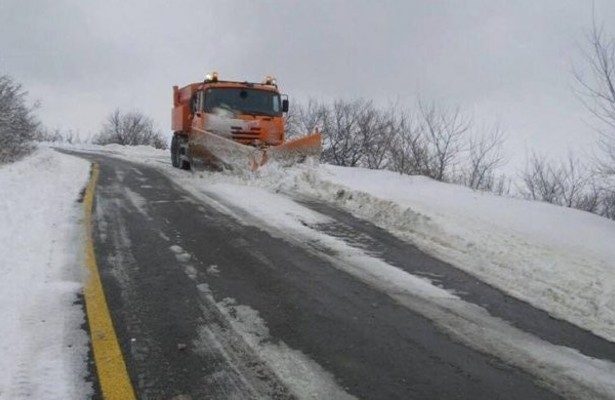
[0,147,92,399]
[285,165,615,343]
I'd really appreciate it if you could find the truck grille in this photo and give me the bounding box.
[230,126,261,140]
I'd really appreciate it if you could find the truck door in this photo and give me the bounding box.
[192,90,206,131]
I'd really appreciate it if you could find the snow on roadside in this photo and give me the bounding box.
[0,147,92,399]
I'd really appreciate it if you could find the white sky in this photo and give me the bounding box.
[2,0,615,169]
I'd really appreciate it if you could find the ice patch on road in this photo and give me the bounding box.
[170,245,184,253]
[169,245,197,278]
[193,283,352,399]
[114,168,126,182]
[175,253,192,263]
[170,245,192,263]
[215,296,356,400]
[123,187,150,219]
[207,265,220,275]
[183,265,198,280]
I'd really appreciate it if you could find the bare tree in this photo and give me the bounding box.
[321,99,373,167]
[94,109,168,149]
[290,99,405,170]
[289,98,511,194]
[599,187,615,219]
[283,100,300,139]
[575,18,615,175]
[520,152,599,212]
[358,103,398,170]
[492,174,513,196]
[35,128,63,143]
[387,101,474,181]
[0,75,39,163]
[285,98,327,139]
[574,13,615,219]
[576,180,602,214]
[388,113,430,175]
[461,124,507,191]
[417,100,471,181]
[558,153,593,208]
[35,128,82,144]
[520,153,564,204]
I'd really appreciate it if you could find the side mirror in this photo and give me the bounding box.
[282,99,289,113]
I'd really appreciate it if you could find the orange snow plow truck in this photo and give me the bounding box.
[171,72,322,170]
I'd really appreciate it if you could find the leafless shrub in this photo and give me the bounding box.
[460,124,507,191]
[93,109,167,149]
[417,100,471,181]
[290,99,409,170]
[574,14,615,219]
[521,153,566,204]
[575,19,615,175]
[599,187,615,219]
[388,114,430,176]
[36,128,82,144]
[519,152,601,213]
[358,103,400,170]
[285,98,327,140]
[492,174,513,196]
[389,101,498,185]
[0,75,39,163]
[290,98,508,189]
[559,154,595,209]
[35,128,63,143]
[63,130,82,144]
[320,99,372,167]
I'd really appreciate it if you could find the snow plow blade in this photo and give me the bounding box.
[265,131,322,167]
[188,129,322,171]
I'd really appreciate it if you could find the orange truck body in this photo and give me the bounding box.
[170,73,321,170]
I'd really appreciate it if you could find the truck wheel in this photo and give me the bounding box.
[171,135,179,168]
[177,137,191,170]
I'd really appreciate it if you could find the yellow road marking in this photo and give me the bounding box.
[83,163,136,400]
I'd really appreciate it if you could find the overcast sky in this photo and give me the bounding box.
[2,0,615,169]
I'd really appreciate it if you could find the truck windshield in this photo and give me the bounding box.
[204,88,282,117]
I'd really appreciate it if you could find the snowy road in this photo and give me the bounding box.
[72,151,615,399]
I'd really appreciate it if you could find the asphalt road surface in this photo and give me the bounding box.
[71,151,615,400]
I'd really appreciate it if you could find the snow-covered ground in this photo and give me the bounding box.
[4,143,615,398]
[0,148,92,399]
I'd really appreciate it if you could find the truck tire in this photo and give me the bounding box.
[177,137,191,170]
[171,135,179,168]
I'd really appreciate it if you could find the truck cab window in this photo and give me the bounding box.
[203,88,282,117]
